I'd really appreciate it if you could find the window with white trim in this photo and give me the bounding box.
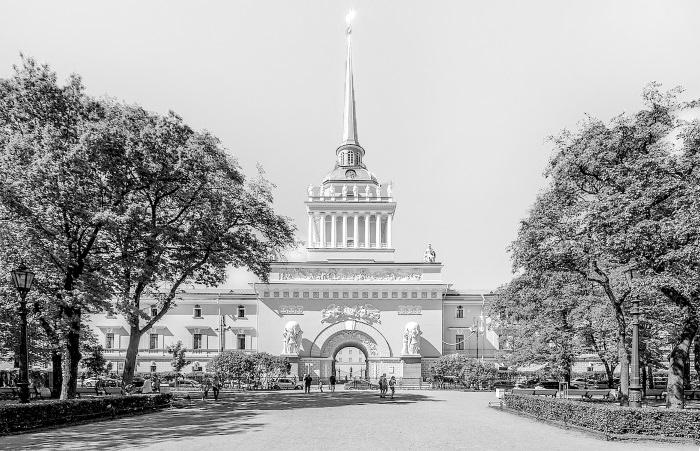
[456,334,464,351]
[237,305,246,318]
[193,333,202,350]
[193,304,202,318]
[456,306,464,318]
[106,333,114,349]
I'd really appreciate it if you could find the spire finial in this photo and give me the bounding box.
[342,10,359,146]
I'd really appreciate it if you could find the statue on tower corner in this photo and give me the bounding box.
[352,184,358,197]
[364,185,370,197]
[387,183,393,198]
[375,184,381,198]
[307,184,314,197]
[329,185,336,197]
[342,184,348,197]
[423,244,436,263]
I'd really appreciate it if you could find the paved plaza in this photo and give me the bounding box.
[0,390,692,450]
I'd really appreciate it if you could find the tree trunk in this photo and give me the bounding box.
[50,350,62,399]
[641,360,647,396]
[122,326,142,385]
[684,359,691,389]
[60,307,82,399]
[602,360,615,388]
[617,336,629,404]
[694,333,700,383]
[667,326,697,409]
[648,365,654,389]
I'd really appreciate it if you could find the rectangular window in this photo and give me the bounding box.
[457,308,464,319]
[456,335,464,351]
[193,305,202,318]
[149,334,158,350]
[106,333,114,349]
[237,305,246,318]
[193,334,202,350]
[150,306,158,318]
[237,334,246,350]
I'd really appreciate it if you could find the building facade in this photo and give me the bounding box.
[87,20,499,383]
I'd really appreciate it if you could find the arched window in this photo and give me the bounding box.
[193,304,202,318]
[456,306,464,318]
[237,305,246,318]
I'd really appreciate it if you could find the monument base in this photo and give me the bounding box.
[400,355,422,384]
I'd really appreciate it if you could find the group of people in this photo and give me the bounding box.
[302,373,337,393]
[378,374,396,399]
[201,376,222,400]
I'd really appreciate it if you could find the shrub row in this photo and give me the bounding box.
[503,393,700,439]
[0,393,172,435]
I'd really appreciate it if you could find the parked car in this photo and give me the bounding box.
[82,377,121,388]
[273,378,302,390]
[534,380,561,390]
[570,378,588,389]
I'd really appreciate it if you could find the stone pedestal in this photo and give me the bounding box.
[400,356,422,384]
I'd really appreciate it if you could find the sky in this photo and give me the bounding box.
[2,1,699,290]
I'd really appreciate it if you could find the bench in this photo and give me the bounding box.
[645,388,665,400]
[103,387,123,396]
[532,389,558,397]
[684,390,699,400]
[32,387,53,399]
[76,387,100,397]
[0,387,17,400]
[511,389,535,396]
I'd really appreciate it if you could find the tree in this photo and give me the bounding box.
[492,272,584,383]
[0,57,130,399]
[81,344,109,376]
[95,102,296,385]
[168,341,190,375]
[544,84,700,408]
[208,351,253,385]
[431,354,497,388]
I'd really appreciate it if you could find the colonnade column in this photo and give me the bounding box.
[375,212,382,248]
[364,214,370,248]
[330,214,337,248]
[342,214,348,248]
[307,213,313,247]
[353,213,359,248]
[387,213,393,248]
[320,214,326,248]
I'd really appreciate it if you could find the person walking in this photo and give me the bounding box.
[379,374,387,398]
[329,374,336,393]
[213,376,221,401]
[389,376,396,399]
[202,378,212,400]
[318,378,324,393]
[304,373,312,394]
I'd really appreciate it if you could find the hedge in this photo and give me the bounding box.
[503,393,700,439]
[0,393,172,435]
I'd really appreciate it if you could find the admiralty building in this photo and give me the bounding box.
[88,21,499,385]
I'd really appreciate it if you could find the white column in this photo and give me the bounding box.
[387,213,393,248]
[307,213,313,247]
[331,214,337,248]
[364,214,370,248]
[353,213,359,248]
[342,214,348,248]
[375,213,382,248]
[320,214,326,248]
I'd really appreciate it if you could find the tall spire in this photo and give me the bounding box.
[342,10,359,146]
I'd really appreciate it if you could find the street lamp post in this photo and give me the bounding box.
[629,297,642,408]
[10,264,35,404]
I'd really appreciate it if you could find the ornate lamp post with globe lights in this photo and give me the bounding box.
[10,263,35,403]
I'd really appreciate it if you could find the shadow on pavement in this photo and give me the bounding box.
[0,390,438,450]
